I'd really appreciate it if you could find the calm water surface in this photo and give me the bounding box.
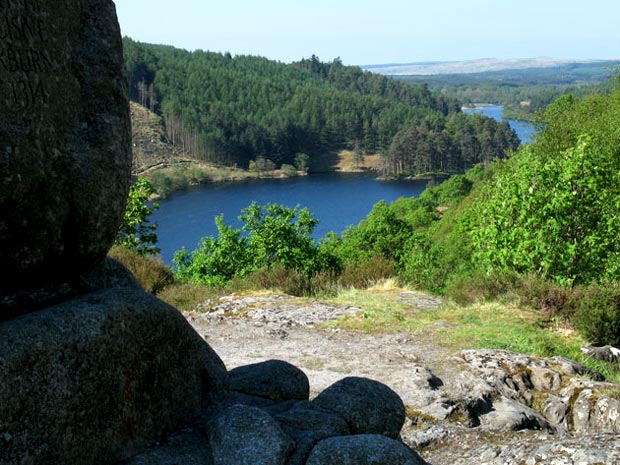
[152,173,427,264]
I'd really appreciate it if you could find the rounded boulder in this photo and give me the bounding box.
[312,376,406,438]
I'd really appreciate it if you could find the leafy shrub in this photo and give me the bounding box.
[335,200,412,264]
[417,174,473,209]
[473,138,614,285]
[444,270,521,306]
[174,216,250,287]
[472,90,620,286]
[174,203,341,287]
[280,164,297,176]
[575,283,620,346]
[444,270,583,322]
[294,153,310,172]
[228,263,336,297]
[108,244,173,294]
[150,168,189,198]
[116,177,159,255]
[514,275,582,320]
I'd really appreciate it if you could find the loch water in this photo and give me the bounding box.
[151,173,428,264]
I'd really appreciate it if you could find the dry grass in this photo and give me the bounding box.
[310,150,383,173]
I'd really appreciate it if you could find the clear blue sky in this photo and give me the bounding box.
[113,0,619,65]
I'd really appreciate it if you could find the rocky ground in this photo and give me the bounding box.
[186,292,620,465]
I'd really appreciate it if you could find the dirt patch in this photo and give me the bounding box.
[187,293,451,401]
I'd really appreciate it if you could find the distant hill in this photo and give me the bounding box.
[363,57,610,75]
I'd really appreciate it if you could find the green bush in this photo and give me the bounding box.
[444,270,521,306]
[174,203,341,288]
[228,263,336,297]
[116,177,159,255]
[444,270,583,322]
[471,90,620,287]
[280,164,297,176]
[150,168,189,198]
[335,200,412,264]
[575,283,620,346]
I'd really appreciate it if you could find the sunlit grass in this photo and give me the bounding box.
[325,286,620,383]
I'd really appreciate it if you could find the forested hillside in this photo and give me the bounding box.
[123,39,517,176]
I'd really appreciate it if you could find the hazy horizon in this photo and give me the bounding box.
[114,0,620,66]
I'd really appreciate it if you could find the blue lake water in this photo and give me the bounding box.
[151,173,428,264]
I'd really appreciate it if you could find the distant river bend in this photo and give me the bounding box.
[463,104,535,144]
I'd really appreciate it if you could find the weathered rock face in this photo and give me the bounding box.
[0,286,228,465]
[0,0,131,290]
[453,349,619,434]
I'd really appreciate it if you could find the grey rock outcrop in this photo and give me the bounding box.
[399,348,620,463]
[407,428,620,465]
[453,349,620,434]
[0,286,228,465]
[581,344,620,362]
[562,378,620,433]
[0,0,131,296]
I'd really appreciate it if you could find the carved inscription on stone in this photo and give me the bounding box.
[0,0,52,110]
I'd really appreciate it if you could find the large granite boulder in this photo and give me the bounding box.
[0,286,228,465]
[0,0,131,292]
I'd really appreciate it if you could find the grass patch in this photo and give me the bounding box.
[108,244,174,294]
[324,287,417,333]
[325,286,620,383]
